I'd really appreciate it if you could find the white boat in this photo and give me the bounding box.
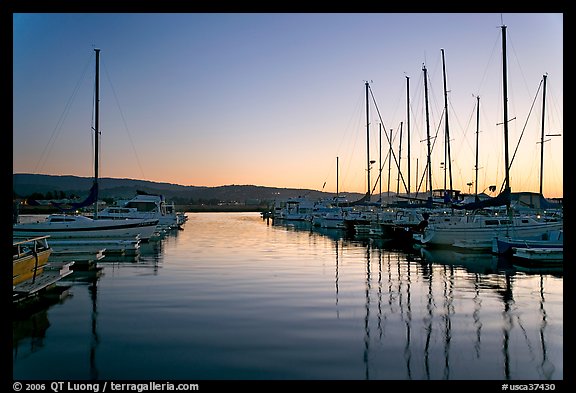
[419,213,562,249]
[512,247,563,262]
[165,202,188,227]
[13,214,159,240]
[97,192,182,229]
[273,196,316,221]
[312,206,346,229]
[492,229,563,255]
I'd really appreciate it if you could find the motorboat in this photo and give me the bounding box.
[97,193,181,229]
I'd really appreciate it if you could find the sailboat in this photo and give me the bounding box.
[416,24,563,249]
[341,81,382,235]
[13,48,159,241]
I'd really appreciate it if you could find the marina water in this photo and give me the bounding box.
[12,212,563,381]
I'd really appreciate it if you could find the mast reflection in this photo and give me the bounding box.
[270,219,561,380]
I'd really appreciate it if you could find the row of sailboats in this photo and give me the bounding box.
[271,24,562,255]
[416,24,562,250]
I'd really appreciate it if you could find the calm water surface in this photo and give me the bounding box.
[12,212,563,381]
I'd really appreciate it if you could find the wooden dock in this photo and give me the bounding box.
[13,262,75,303]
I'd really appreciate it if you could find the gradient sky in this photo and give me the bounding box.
[13,13,563,198]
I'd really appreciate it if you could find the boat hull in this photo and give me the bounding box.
[513,247,564,263]
[421,221,563,248]
[13,250,52,286]
[13,218,159,240]
[13,236,53,286]
[492,230,563,255]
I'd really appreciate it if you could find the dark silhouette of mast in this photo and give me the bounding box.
[501,25,511,212]
[93,48,100,218]
[336,156,339,202]
[388,128,392,200]
[536,74,561,197]
[423,64,433,198]
[397,122,403,195]
[406,76,411,196]
[379,124,382,202]
[539,74,547,195]
[365,81,371,200]
[475,96,480,199]
[441,49,453,199]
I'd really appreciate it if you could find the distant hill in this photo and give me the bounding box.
[13,173,365,204]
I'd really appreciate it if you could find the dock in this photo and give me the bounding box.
[13,261,75,303]
[49,237,141,256]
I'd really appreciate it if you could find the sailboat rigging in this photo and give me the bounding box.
[415,24,562,248]
[13,48,160,241]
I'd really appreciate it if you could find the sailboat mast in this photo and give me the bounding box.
[379,123,382,202]
[336,156,339,202]
[539,74,547,195]
[423,64,433,198]
[475,95,480,197]
[94,48,100,218]
[397,122,403,195]
[501,25,511,202]
[365,81,371,199]
[441,49,453,198]
[406,76,411,196]
[388,128,392,200]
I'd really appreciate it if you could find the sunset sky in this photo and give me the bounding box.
[12,13,563,198]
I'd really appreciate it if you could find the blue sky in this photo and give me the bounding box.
[13,13,563,198]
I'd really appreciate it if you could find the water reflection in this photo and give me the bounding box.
[87,273,100,380]
[271,218,563,380]
[419,247,503,274]
[12,229,176,378]
[13,286,72,361]
[13,214,561,380]
[537,275,556,379]
[98,231,172,276]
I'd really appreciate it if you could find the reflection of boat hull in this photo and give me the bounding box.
[13,236,53,286]
[13,309,51,350]
[420,248,501,274]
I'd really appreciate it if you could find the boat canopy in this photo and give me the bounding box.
[50,183,99,211]
[451,187,510,210]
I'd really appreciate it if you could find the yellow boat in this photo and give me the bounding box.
[13,235,53,286]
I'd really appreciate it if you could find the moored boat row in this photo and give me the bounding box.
[266,23,562,268]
